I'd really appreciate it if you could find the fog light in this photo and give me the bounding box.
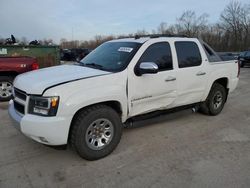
[33,107,49,115]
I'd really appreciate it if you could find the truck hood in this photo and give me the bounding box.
[14,64,110,95]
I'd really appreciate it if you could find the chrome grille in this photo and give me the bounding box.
[14,88,27,101]
[13,88,27,115]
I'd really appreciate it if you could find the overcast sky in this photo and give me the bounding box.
[0,0,249,43]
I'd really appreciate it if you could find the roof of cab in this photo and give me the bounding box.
[109,38,149,44]
[108,34,193,44]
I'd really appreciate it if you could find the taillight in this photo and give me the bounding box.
[237,60,240,77]
[32,62,39,70]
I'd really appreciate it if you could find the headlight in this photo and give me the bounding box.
[28,96,59,116]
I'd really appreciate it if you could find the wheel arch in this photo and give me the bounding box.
[214,77,229,102]
[214,77,229,89]
[205,77,229,102]
[67,100,123,144]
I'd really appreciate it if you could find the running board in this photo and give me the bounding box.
[124,102,201,128]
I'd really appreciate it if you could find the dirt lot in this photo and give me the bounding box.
[0,68,250,188]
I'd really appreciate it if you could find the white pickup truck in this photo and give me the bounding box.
[8,35,239,160]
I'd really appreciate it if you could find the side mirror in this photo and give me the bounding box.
[136,62,159,76]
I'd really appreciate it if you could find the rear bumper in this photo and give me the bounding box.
[229,78,239,93]
[8,100,72,146]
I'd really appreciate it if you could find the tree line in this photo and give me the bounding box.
[61,1,250,52]
[1,1,249,52]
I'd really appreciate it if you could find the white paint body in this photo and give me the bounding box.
[8,37,239,145]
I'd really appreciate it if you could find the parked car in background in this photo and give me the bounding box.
[238,51,250,67]
[0,44,60,68]
[9,35,239,160]
[218,52,239,61]
[0,56,39,101]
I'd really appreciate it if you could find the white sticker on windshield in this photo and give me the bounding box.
[118,47,133,53]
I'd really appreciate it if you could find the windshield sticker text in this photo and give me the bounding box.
[118,47,133,53]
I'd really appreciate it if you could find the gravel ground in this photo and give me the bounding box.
[0,68,250,188]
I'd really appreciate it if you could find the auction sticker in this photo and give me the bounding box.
[118,47,133,53]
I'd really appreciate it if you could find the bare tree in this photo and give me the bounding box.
[70,3,249,52]
[220,1,250,50]
[157,22,168,34]
[0,36,4,45]
[135,29,149,36]
[42,38,54,45]
[20,37,28,45]
[176,10,209,37]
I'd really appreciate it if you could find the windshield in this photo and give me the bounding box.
[80,42,141,72]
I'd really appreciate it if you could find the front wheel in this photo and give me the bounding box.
[70,105,122,160]
[199,83,227,116]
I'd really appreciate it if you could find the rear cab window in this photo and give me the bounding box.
[175,41,202,68]
[202,42,221,62]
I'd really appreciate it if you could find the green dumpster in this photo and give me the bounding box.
[0,45,60,68]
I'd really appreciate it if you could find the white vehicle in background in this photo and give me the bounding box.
[9,35,239,160]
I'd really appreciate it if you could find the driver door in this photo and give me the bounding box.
[128,42,177,117]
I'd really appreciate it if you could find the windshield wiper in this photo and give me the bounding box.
[85,63,104,70]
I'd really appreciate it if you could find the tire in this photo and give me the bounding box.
[240,61,245,68]
[199,83,227,116]
[70,105,123,160]
[0,76,14,102]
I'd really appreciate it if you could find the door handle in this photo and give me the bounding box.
[196,71,206,76]
[165,76,176,82]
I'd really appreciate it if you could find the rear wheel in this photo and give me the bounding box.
[70,105,122,160]
[199,83,227,116]
[0,76,14,101]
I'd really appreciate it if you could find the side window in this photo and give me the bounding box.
[139,42,173,71]
[175,41,202,68]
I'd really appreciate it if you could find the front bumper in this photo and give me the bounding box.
[8,100,22,131]
[8,100,72,145]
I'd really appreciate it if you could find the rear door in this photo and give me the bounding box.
[174,41,208,106]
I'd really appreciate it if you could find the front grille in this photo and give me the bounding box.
[14,101,25,114]
[14,88,27,101]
